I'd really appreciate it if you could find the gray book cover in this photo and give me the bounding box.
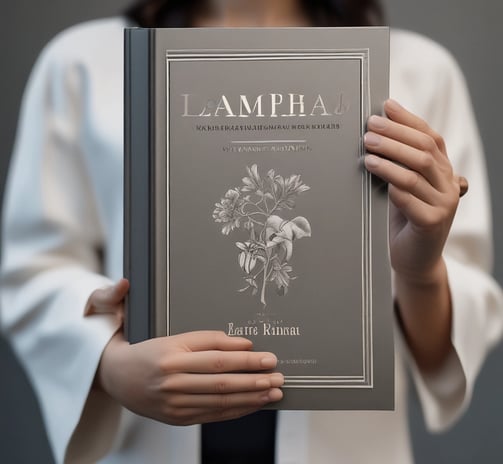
[124,27,393,410]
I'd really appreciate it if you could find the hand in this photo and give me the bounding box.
[364,99,462,284]
[364,99,460,371]
[85,280,284,426]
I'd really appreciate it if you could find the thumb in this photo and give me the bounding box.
[84,279,130,317]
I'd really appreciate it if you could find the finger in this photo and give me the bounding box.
[84,279,129,317]
[383,99,448,157]
[88,279,129,310]
[163,372,285,394]
[364,130,446,190]
[166,406,262,426]
[367,113,451,170]
[457,176,469,197]
[368,115,445,158]
[168,388,283,409]
[195,406,263,424]
[388,184,446,228]
[364,154,439,206]
[170,331,253,352]
[165,350,278,374]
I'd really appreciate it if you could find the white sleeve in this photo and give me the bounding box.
[1,38,121,463]
[399,44,503,432]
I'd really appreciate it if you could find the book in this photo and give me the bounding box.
[124,26,393,410]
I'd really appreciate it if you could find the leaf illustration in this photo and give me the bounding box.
[269,261,295,295]
[238,276,259,295]
[241,164,263,193]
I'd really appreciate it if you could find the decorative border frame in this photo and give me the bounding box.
[165,49,373,388]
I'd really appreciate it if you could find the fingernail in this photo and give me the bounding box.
[256,378,271,390]
[270,373,285,387]
[364,155,381,169]
[368,115,387,131]
[261,356,277,369]
[364,132,381,147]
[385,99,402,112]
[268,388,283,402]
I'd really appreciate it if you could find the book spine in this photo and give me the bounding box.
[124,28,156,343]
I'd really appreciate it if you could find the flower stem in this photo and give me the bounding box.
[260,251,271,306]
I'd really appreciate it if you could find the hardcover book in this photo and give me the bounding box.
[124,27,393,410]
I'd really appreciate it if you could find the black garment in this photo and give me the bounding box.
[201,410,277,464]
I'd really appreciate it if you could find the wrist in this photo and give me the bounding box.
[394,258,453,373]
[94,331,125,396]
[394,258,447,290]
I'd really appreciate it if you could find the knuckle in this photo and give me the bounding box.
[420,210,442,228]
[420,134,437,153]
[218,394,231,410]
[433,132,446,151]
[214,380,229,394]
[213,355,226,372]
[402,171,420,191]
[418,118,430,134]
[160,376,177,393]
[418,152,434,171]
[159,356,177,374]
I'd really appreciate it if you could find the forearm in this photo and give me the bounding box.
[394,258,453,373]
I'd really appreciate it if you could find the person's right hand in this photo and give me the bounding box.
[86,280,284,426]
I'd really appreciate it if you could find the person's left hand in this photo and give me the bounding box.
[364,99,463,285]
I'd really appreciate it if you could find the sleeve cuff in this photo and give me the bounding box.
[398,256,503,432]
[10,270,123,463]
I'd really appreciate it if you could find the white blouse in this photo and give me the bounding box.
[2,17,502,464]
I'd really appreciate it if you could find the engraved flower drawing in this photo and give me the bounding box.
[212,164,311,306]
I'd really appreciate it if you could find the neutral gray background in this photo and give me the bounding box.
[1,1,502,462]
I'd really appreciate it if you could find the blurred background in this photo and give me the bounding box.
[1,1,503,462]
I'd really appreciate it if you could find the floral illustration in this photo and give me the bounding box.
[213,164,311,306]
